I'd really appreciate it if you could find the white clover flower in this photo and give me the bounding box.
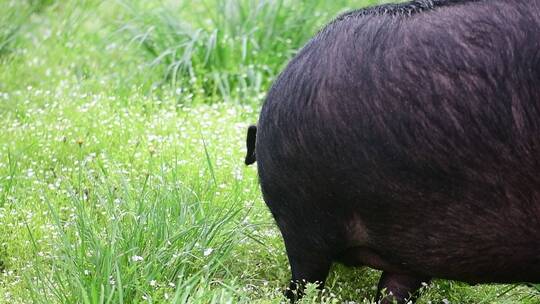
[131,255,144,262]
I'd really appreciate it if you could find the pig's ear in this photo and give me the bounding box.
[245,125,257,165]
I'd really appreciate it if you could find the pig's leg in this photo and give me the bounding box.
[283,237,332,302]
[375,272,429,304]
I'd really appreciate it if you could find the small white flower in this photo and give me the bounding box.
[149,280,157,287]
[203,248,213,256]
[131,255,144,262]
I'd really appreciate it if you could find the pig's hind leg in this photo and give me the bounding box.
[375,272,430,304]
[282,234,332,302]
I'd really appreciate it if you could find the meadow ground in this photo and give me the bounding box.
[0,1,539,303]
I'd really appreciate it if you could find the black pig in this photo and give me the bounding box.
[246,0,540,303]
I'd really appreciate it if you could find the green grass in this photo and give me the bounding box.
[0,1,46,57]
[0,0,539,303]
[119,0,376,103]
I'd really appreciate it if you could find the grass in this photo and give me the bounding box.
[119,0,368,103]
[0,0,539,303]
